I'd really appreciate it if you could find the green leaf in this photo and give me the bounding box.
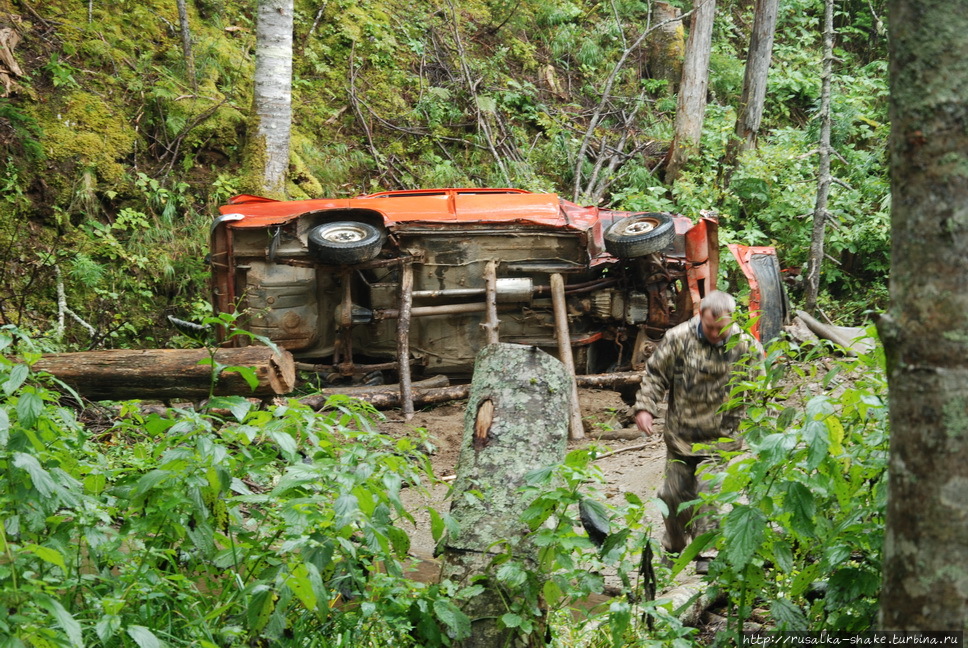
[476,96,497,113]
[16,391,43,428]
[543,579,563,607]
[269,430,298,459]
[246,585,275,632]
[207,395,252,422]
[771,598,809,630]
[95,614,121,643]
[502,612,523,628]
[12,453,57,498]
[434,599,471,639]
[133,469,169,497]
[25,543,66,571]
[386,524,411,555]
[783,481,817,538]
[0,407,9,445]
[772,539,794,573]
[722,505,767,569]
[496,561,527,587]
[37,596,83,648]
[752,432,797,467]
[334,493,359,527]
[608,600,632,648]
[429,508,445,543]
[223,365,259,391]
[287,563,318,612]
[126,625,162,648]
[826,416,846,457]
[84,473,107,495]
[803,419,830,470]
[600,528,630,563]
[4,364,28,395]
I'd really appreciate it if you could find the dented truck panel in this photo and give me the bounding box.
[209,188,780,379]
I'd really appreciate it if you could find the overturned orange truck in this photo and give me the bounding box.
[209,188,787,380]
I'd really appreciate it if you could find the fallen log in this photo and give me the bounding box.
[298,375,454,410]
[302,372,647,412]
[31,346,296,401]
[358,385,468,410]
[575,371,643,389]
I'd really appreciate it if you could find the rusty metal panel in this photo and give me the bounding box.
[245,262,319,350]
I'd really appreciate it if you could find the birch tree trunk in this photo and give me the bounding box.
[176,0,197,90]
[664,0,716,183]
[879,0,968,631]
[439,344,571,648]
[803,0,835,314]
[733,0,778,151]
[247,0,293,197]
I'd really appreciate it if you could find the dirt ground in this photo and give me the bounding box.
[376,387,669,569]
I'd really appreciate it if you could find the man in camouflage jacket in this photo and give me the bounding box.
[634,290,763,559]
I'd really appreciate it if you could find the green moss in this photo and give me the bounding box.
[32,92,137,197]
[287,136,324,199]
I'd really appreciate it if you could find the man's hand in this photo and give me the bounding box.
[635,410,656,436]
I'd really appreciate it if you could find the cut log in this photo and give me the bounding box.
[30,346,296,401]
[575,371,643,389]
[359,385,468,410]
[298,375,453,410]
[439,343,571,647]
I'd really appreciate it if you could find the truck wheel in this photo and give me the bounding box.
[308,221,386,265]
[604,213,676,258]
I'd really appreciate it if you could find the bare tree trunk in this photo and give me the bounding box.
[644,2,684,90]
[176,0,197,90]
[732,0,778,152]
[879,0,968,631]
[247,0,293,197]
[803,0,835,313]
[664,0,717,183]
[439,344,571,647]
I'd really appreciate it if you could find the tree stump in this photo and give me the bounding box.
[438,343,571,648]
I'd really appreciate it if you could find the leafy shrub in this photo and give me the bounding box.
[677,330,888,638]
[0,327,466,646]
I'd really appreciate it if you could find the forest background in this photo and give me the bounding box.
[0,0,888,348]
[0,0,899,646]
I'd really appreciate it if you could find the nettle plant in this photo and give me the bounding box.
[676,330,888,640]
[474,448,699,647]
[0,326,466,647]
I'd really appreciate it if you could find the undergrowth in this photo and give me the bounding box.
[0,324,889,646]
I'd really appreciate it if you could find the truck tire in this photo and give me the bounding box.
[604,213,676,258]
[308,221,386,265]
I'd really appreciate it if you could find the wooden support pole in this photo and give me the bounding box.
[482,260,500,345]
[397,260,415,420]
[550,273,585,440]
[337,269,353,369]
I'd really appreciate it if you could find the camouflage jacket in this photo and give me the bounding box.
[634,315,763,457]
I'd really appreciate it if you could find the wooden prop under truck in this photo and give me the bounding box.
[209,188,788,384]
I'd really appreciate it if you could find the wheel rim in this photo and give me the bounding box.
[322,224,369,243]
[623,218,657,236]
